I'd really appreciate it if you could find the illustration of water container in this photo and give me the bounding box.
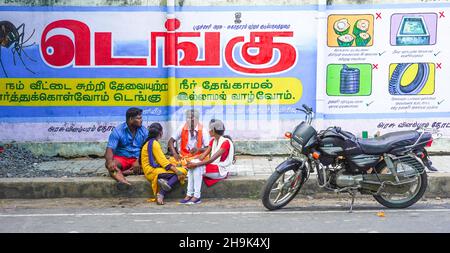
[340,65,360,94]
[396,16,430,45]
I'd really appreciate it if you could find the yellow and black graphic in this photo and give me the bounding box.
[389,63,435,95]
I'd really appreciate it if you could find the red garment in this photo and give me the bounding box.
[208,138,230,162]
[113,155,137,171]
[180,123,203,157]
[203,138,231,187]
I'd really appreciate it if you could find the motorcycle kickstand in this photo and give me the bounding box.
[349,191,357,213]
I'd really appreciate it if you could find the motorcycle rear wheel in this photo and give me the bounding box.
[261,169,305,210]
[372,161,428,209]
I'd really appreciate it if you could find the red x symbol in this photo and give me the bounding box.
[376,13,382,19]
[437,63,442,69]
[439,11,445,18]
[372,64,379,70]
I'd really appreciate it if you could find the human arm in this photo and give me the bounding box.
[131,159,142,175]
[197,145,212,161]
[105,130,120,172]
[187,147,225,169]
[168,137,181,161]
[194,130,211,154]
[152,141,172,169]
[140,141,152,175]
[153,141,186,180]
[104,147,117,172]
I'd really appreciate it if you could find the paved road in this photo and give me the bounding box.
[1,197,450,233]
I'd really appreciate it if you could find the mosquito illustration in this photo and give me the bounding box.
[0,21,36,77]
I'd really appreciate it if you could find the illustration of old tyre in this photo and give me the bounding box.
[389,63,429,95]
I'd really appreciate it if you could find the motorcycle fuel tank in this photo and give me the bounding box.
[319,137,346,156]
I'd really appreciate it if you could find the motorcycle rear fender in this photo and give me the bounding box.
[415,149,434,170]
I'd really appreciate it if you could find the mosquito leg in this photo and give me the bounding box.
[18,53,35,74]
[21,47,36,62]
[16,24,36,62]
[11,47,17,66]
[17,23,25,45]
[22,28,35,45]
[22,42,36,48]
[0,49,8,77]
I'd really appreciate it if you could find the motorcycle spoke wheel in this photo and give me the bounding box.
[268,170,301,206]
[373,160,427,209]
[379,176,421,204]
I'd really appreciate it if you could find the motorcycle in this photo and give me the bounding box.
[261,104,439,211]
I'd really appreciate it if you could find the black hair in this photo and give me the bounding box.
[223,135,232,142]
[147,122,163,140]
[140,122,163,163]
[126,107,143,122]
[215,129,224,136]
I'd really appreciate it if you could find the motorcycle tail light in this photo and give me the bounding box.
[426,139,433,147]
[285,132,292,139]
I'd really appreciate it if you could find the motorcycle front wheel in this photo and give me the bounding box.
[261,169,305,210]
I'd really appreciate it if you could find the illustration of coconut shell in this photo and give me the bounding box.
[353,19,370,37]
[334,18,350,35]
[355,32,371,46]
[337,34,354,47]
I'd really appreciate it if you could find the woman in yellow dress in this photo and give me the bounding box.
[140,123,187,205]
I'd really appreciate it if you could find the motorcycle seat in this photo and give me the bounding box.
[358,130,420,154]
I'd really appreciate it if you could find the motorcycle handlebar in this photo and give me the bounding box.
[302,104,313,113]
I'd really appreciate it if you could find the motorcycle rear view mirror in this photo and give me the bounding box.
[302,104,313,112]
[296,108,307,113]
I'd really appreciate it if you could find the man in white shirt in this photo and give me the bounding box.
[168,109,210,161]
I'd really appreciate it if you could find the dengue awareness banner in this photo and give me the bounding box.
[0,6,317,142]
[0,3,450,143]
[317,3,450,139]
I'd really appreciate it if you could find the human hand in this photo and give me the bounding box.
[186,162,198,169]
[106,160,118,172]
[189,147,198,154]
[173,168,186,181]
[131,161,142,175]
[174,153,182,161]
[178,172,186,182]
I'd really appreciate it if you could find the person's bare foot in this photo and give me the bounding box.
[156,193,165,205]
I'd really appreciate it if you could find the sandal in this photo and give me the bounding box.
[156,193,165,205]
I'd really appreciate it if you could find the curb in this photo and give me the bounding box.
[0,173,449,199]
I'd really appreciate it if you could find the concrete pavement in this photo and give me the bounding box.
[0,155,449,199]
